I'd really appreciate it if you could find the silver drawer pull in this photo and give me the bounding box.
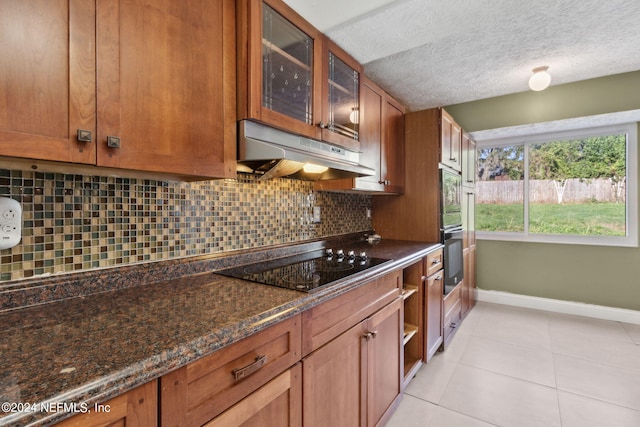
[232,355,267,382]
[77,129,92,142]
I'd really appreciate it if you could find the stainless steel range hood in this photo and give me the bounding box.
[237,120,375,181]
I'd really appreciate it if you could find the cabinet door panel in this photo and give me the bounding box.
[441,110,461,172]
[462,132,476,186]
[303,320,367,427]
[367,298,402,427]
[238,0,323,141]
[0,0,96,164]
[354,78,384,189]
[321,40,361,152]
[205,365,301,427]
[382,96,405,193]
[425,270,443,361]
[96,0,235,177]
[261,3,314,126]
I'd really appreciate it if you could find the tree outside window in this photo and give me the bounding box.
[476,124,637,246]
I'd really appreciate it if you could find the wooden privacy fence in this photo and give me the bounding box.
[476,178,626,204]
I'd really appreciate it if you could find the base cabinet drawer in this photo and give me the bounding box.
[442,282,462,349]
[443,295,462,348]
[302,270,401,355]
[55,381,157,427]
[443,283,461,318]
[160,314,301,427]
[204,364,302,427]
[425,248,443,277]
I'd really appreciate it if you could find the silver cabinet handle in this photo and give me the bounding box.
[77,129,92,143]
[107,136,121,148]
[232,355,267,382]
[362,330,379,341]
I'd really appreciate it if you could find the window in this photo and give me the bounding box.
[476,124,637,247]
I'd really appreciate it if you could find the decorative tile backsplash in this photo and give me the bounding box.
[0,170,371,281]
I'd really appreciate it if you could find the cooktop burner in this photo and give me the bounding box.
[216,249,390,292]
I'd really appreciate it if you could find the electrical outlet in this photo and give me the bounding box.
[313,206,321,223]
[0,197,22,250]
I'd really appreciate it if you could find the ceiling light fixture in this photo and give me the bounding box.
[528,66,551,91]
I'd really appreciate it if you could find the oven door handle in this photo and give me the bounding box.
[443,226,464,239]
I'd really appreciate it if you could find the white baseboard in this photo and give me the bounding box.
[476,289,640,325]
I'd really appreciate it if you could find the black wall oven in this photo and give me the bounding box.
[440,167,463,294]
[442,226,464,294]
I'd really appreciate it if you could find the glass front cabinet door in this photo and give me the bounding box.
[321,40,362,152]
[238,0,362,151]
[238,0,323,140]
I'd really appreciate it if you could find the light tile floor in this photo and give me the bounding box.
[386,302,640,427]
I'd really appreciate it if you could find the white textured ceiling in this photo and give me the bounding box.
[283,0,640,112]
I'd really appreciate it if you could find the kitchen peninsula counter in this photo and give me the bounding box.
[0,237,440,426]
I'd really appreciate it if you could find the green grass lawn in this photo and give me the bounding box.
[477,202,626,235]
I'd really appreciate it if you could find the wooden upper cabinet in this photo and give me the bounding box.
[237,0,323,140]
[0,0,236,179]
[238,0,362,151]
[441,109,462,172]
[381,94,405,193]
[462,131,476,187]
[0,0,97,164]
[357,77,384,188]
[321,39,362,152]
[313,77,405,194]
[96,0,236,178]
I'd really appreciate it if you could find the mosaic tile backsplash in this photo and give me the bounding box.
[0,170,372,281]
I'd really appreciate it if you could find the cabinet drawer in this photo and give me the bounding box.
[55,381,157,427]
[425,249,443,277]
[443,282,461,319]
[160,314,301,427]
[205,363,302,427]
[302,270,401,356]
[443,297,462,347]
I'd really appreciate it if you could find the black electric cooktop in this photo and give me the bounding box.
[216,249,390,292]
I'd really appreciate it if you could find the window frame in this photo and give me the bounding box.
[476,123,638,247]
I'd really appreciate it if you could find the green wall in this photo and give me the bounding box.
[446,70,640,132]
[446,70,640,311]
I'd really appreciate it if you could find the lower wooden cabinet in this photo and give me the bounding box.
[442,283,463,348]
[55,381,157,427]
[401,260,424,387]
[204,364,302,427]
[303,298,402,427]
[54,269,411,427]
[425,268,444,361]
[160,315,301,427]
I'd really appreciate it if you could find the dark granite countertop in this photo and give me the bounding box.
[0,238,440,426]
